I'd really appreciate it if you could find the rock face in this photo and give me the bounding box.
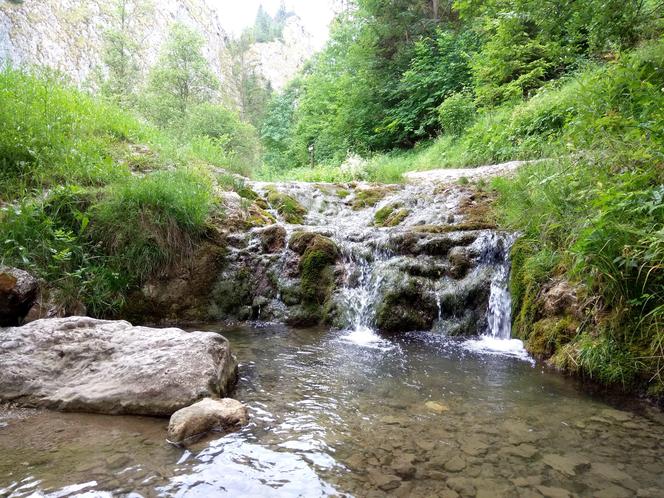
[0,267,39,326]
[0,317,237,416]
[167,397,249,444]
[0,0,232,87]
[247,16,316,91]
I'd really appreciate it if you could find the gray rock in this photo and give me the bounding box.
[536,486,572,498]
[0,267,39,326]
[167,398,248,444]
[0,317,237,416]
[542,453,590,477]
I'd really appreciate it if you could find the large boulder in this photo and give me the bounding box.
[0,267,39,326]
[0,317,237,416]
[167,397,249,445]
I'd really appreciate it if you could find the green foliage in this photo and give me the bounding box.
[253,3,293,43]
[492,40,664,393]
[142,23,218,128]
[91,169,213,281]
[437,92,476,136]
[186,103,261,173]
[98,0,154,107]
[471,15,565,106]
[385,29,477,143]
[0,68,228,317]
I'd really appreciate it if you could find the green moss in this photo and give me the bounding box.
[337,188,350,199]
[264,186,307,224]
[527,316,578,358]
[374,202,410,227]
[351,187,390,210]
[291,233,339,305]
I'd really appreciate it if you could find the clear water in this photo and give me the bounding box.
[2,324,663,497]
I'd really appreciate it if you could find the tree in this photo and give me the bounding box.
[143,23,219,128]
[99,0,154,107]
[226,31,273,128]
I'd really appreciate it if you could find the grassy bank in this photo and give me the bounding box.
[0,69,237,316]
[492,41,663,396]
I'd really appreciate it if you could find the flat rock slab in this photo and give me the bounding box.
[404,160,537,184]
[0,317,237,416]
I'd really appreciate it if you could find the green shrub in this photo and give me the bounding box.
[437,93,476,137]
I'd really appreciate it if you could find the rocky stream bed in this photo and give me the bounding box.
[1,170,663,497]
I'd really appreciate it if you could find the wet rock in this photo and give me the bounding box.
[501,443,538,459]
[596,485,632,498]
[444,456,467,472]
[536,486,572,498]
[367,470,402,491]
[0,267,39,326]
[540,279,580,317]
[255,224,287,253]
[460,437,488,457]
[446,477,476,497]
[0,317,237,416]
[391,455,417,479]
[425,401,449,414]
[167,398,248,445]
[375,275,437,333]
[541,453,590,477]
[590,462,632,482]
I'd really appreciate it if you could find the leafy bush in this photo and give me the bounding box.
[186,103,261,173]
[437,93,476,136]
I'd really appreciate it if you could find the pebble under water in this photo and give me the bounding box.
[1,324,664,497]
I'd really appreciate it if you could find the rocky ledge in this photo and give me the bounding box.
[0,317,238,416]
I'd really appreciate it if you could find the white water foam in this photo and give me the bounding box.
[463,336,534,364]
[338,326,394,350]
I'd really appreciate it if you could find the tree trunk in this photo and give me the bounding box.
[432,0,439,20]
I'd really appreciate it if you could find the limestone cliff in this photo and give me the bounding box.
[247,16,316,91]
[0,0,231,85]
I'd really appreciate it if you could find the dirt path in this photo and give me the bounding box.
[404,160,535,184]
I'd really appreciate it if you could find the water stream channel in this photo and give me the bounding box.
[1,180,663,497]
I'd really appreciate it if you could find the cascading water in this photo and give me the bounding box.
[247,180,531,358]
[485,233,516,339]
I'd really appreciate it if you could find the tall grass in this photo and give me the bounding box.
[0,69,220,316]
[492,40,664,393]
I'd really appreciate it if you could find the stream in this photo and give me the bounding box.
[2,180,664,497]
[1,323,664,497]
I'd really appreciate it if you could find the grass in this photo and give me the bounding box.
[0,68,227,316]
[490,40,664,394]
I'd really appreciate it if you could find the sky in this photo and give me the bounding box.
[213,0,337,47]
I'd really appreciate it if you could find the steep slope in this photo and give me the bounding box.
[0,0,231,85]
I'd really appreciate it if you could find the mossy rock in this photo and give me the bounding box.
[351,187,390,210]
[374,202,410,227]
[285,304,322,327]
[245,204,276,229]
[264,186,307,224]
[375,276,437,333]
[296,234,340,305]
[527,316,579,358]
[255,224,287,253]
[336,188,350,199]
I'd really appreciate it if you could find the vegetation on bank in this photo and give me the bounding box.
[0,68,229,316]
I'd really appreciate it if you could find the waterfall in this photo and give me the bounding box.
[486,234,515,339]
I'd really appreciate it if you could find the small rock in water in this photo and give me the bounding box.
[542,453,590,477]
[167,398,248,445]
[444,456,467,472]
[425,401,449,414]
[368,470,402,491]
[536,485,573,498]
